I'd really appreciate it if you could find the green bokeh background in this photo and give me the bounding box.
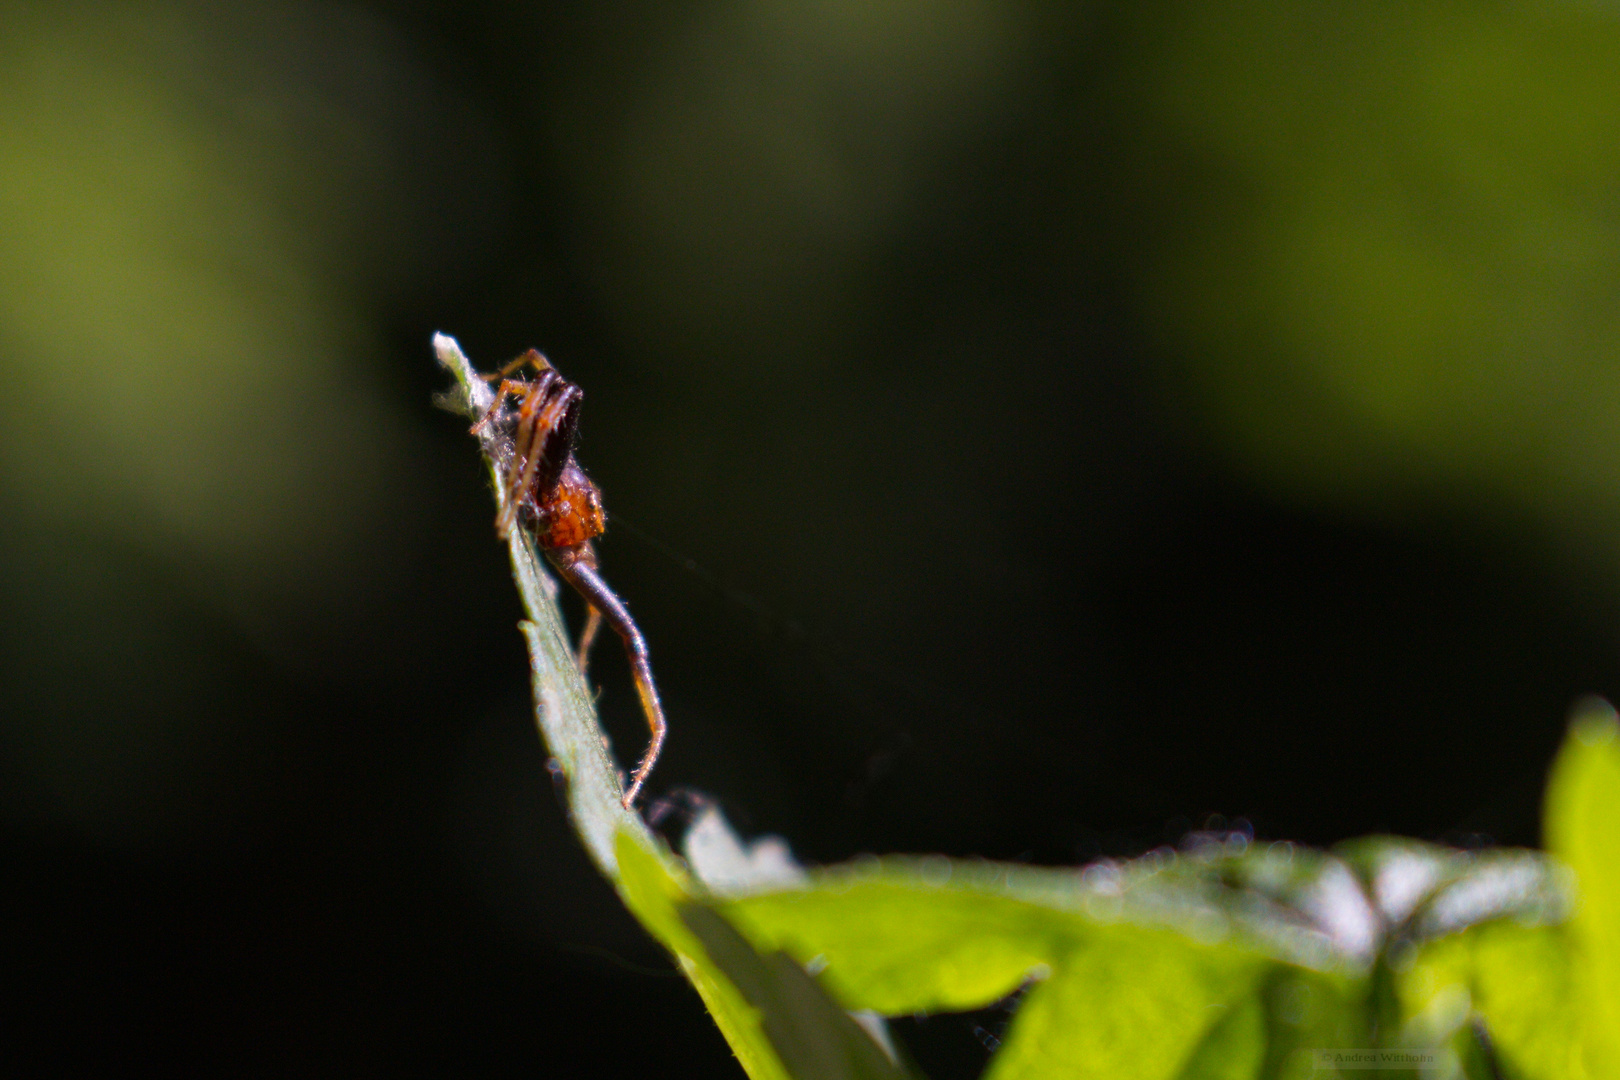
[5,1,1620,1074]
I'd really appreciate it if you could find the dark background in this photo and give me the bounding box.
[6,1,1620,1075]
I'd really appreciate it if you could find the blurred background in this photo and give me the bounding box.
[5,0,1620,1074]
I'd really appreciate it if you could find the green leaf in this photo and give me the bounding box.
[719,838,1579,1078]
[610,833,790,1080]
[719,848,1367,1019]
[719,852,1361,1079]
[1176,991,1267,1080]
[1397,920,1577,1080]
[720,866,1069,1016]
[983,930,1268,1080]
[679,900,920,1080]
[1544,696,1620,1079]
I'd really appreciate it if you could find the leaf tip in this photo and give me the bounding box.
[1569,694,1619,747]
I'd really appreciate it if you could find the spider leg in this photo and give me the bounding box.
[470,378,542,436]
[545,542,666,809]
[576,605,603,675]
[498,407,543,538]
[495,374,562,538]
[483,348,552,381]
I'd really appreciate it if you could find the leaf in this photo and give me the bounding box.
[720,837,1581,1078]
[982,930,1268,1080]
[679,900,919,1080]
[1544,696,1620,1079]
[719,848,1364,1020]
[1397,920,1577,1080]
[719,852,1346,1079]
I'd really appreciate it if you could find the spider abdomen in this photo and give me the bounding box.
[530,460,605,549]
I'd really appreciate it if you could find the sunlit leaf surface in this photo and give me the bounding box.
[1545,697,1620,1079]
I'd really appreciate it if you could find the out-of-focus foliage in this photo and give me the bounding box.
[1544,697,1620,1077]
[0,1,449,573]
[1396,919,1578,1077]
[549,0,1038,359]
[0,0,494,845]
[1370,697,1620,1078]
[10,0,1620,857]
[1126,2,1620,553]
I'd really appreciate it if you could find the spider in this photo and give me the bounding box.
[472,349,666,809]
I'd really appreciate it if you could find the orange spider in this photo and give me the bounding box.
[473,350,666,809]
